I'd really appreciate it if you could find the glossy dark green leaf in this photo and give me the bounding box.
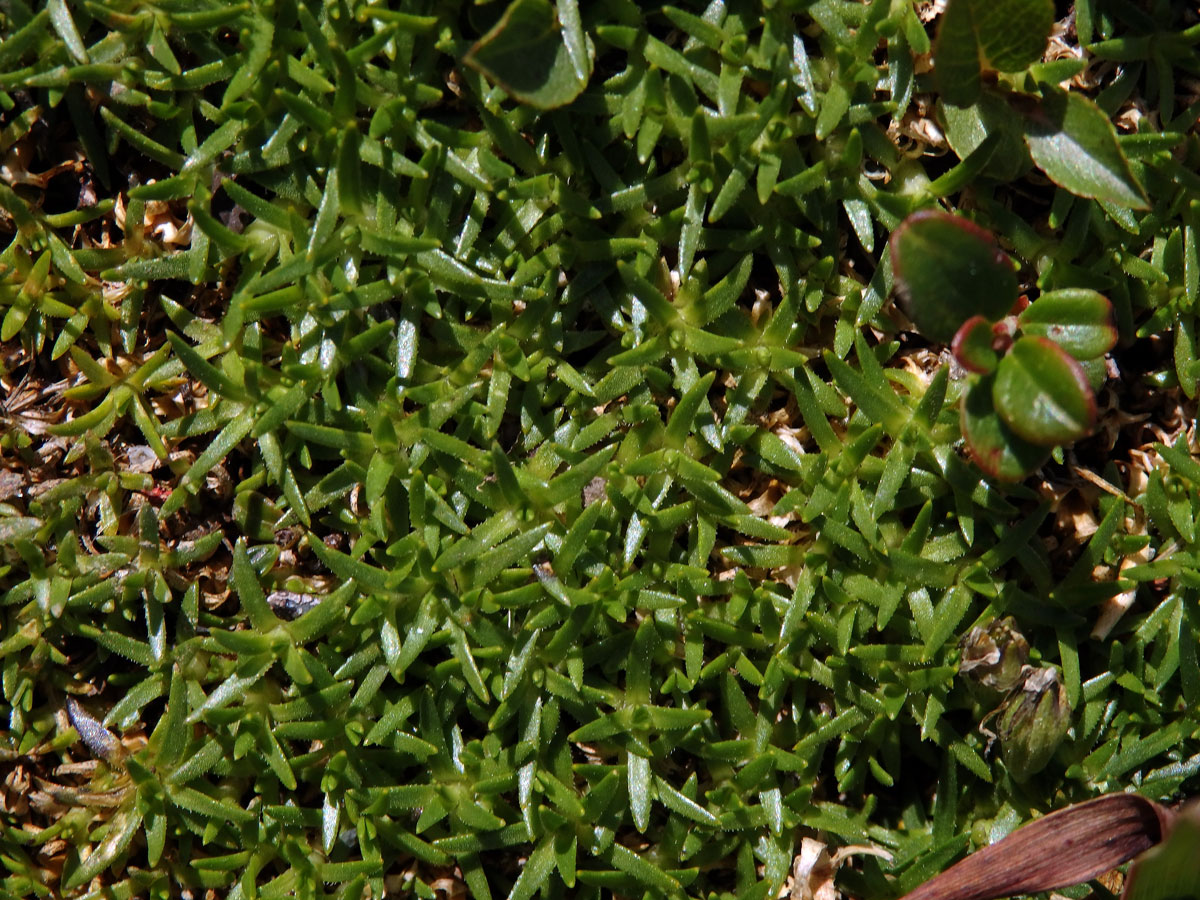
[464,0,593,110]
[1023,90,1150,209]
[961,374,1051,480]
[993,336,1097,445]
[1018,288,1117,359]
[890,211,1018,342]
[934,0,1054,106]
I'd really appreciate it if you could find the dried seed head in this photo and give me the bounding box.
[998,666,1070,782]
[958,617,1030,693]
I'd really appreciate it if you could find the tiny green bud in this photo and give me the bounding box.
[998,666,1071,782]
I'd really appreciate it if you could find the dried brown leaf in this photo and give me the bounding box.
[900,793,1174,900]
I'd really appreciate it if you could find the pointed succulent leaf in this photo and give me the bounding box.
[1018,288,1117,359]
[1023,90,1149,209]
[891,211,1018,342]
[961,375,1051,480]
[951,315,999,373]
[993,336,1097,446]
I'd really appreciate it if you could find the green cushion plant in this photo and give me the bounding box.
[0,0,1197,899]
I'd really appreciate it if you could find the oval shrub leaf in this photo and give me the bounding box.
[934,0,1054,106]
[463,0,593,110]
[952,315,999,373]
[1023,90,1149,209]
[961,375,1051,480]
[1019,288,1117,359]
[890,211,1018,343]
[993,336,1097,446]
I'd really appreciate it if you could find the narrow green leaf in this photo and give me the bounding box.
[507,836,557,900]
[609,843,681,893]
[231,539,282,631]
[161,413,255,516]
[167,784,255,823]
[628,753,652,832]
[63,807,142,890]
[48,0,89,64]
[654,775,719,826]
[665,371,715,448]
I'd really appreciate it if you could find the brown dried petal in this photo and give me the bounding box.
[900,793,1174,900]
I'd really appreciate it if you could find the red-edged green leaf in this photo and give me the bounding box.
[993,337,1097,446]
[1023,90,1149,209]
[1019,288,1117,359]
[934,0,1054,106]
[952,315,999,373]
[890,211,1018,342]
[961,375,1051,481]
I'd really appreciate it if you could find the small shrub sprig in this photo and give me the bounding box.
[891,210,1118,479]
